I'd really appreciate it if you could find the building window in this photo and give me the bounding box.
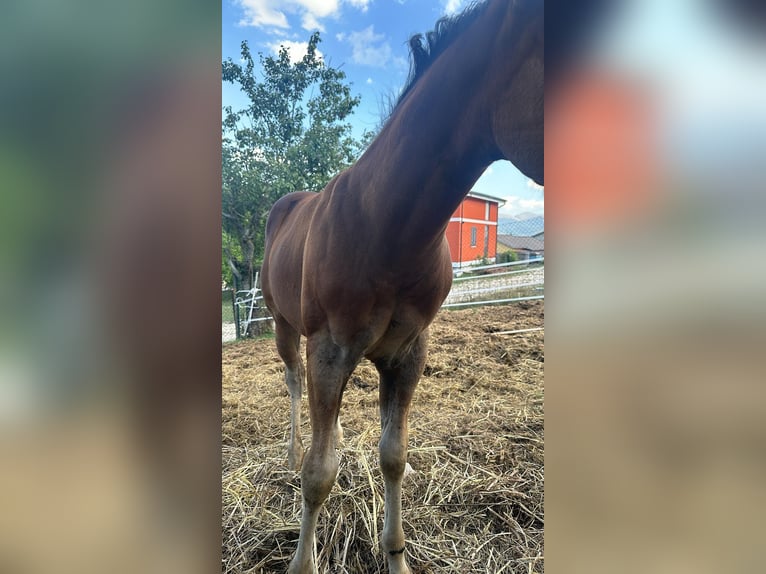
[470,226,477,247]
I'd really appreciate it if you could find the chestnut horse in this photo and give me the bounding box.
[261,1,543,572]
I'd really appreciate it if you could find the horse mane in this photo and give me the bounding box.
[394,1,490,109]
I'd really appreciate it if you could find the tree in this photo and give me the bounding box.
[498,250,519,264]
[222,33,371,289]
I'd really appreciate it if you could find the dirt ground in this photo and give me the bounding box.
[223,301,544,573]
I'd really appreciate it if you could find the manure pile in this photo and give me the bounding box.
[223,301,544,573]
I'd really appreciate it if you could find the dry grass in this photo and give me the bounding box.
[223,301,544,573]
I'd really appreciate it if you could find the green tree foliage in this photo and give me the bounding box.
[498,250,519,264]
[222,33,371,288]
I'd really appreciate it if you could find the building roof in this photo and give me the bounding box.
[497,234,544,251]
[466,190,506,206]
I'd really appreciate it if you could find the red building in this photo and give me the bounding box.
[445,191,505,268]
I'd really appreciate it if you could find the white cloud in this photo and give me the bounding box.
[519,198,545,211]
[235,0,368,31]
[237,0,289,28]
[266,40,324,63]
[366,77,373,84]
[526,179,544,191]
[339,25,393,67]
[297,0,339,18]
[444,0,466,15]
[345,0,370,12]
[499,195,545,215]
[301,12,325,31]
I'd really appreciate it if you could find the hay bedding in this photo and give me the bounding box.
[223,301,544,574]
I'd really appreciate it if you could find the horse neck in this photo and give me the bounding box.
[349,2,507,257]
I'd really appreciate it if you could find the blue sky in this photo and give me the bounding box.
[222,0,544,217]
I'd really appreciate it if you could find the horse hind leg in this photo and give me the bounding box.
[274,316,305,471]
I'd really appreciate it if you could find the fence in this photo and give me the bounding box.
[222,289,237,343]
[443,257,544,308]
[222,258,544,342]
[222,272,274,343]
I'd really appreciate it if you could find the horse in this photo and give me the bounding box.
[261,1,543,572]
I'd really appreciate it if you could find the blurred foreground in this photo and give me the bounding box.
[0,2,221,573]
[547,0,766,572]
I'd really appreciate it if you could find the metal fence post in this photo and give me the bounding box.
[232,275,241,340]
[233,293,241,340]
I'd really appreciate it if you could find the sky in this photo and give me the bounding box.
[590,0,766,192]
[222,0,544,218]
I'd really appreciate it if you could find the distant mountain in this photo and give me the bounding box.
[498,216,544,237]
[513,211,540,221]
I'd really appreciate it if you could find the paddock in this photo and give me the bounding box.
[222,301,544,573]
